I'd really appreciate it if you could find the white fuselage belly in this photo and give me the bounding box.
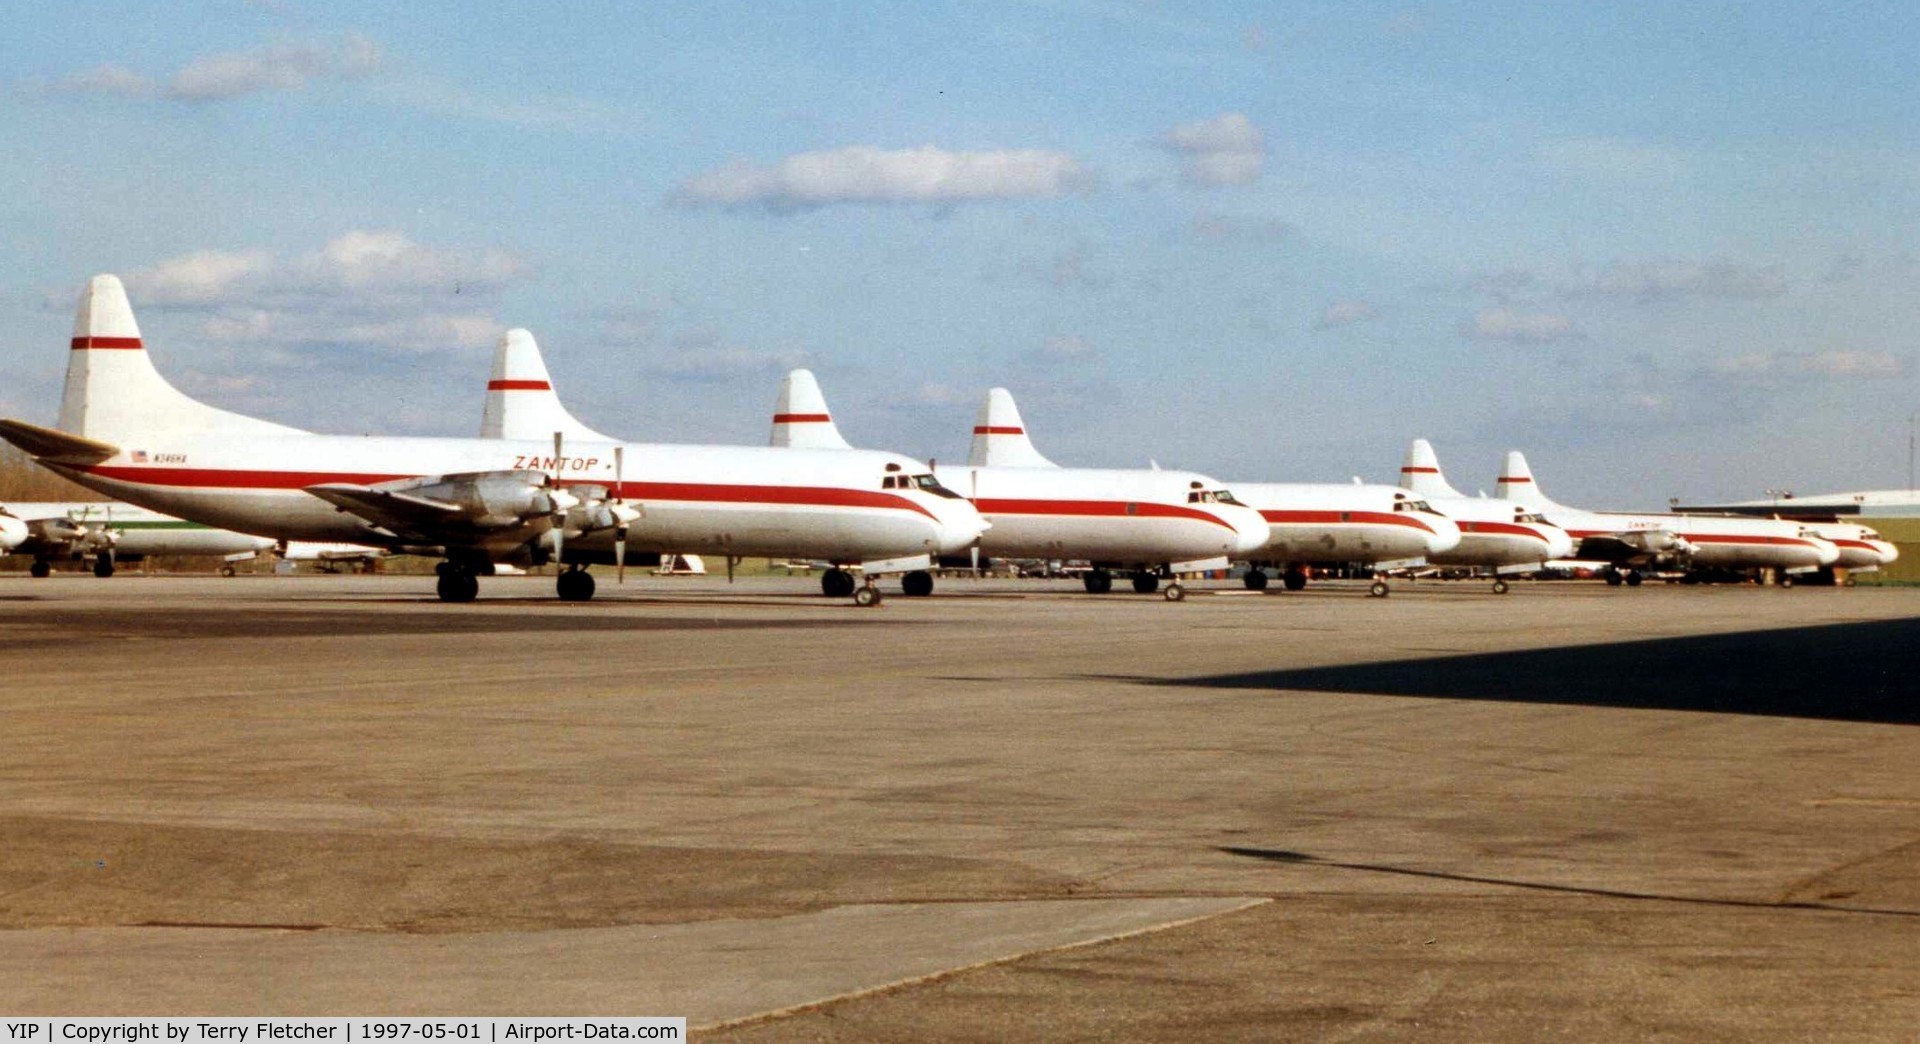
[936,465,1261,564]
[1418,496,1570,568]
[1232,483,1455,564]
[1553,510,1834,570]
[56,434,970,562]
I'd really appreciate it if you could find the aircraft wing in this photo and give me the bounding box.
[305,483,470,541]
[1572,529,1687,564]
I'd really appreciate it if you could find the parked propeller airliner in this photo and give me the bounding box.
[0,275,986,604]
[1495,451,1840,586]
[1394,439,1576,593]
[0,500,274,576]
[478,329,989,598]
[944,389,1267,599]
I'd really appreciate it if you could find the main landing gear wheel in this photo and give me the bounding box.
[853,584,883,607]
[93,553,114,578]
[1777,573,1795,589]
[1163,583,1185,602]
[1243,568,1268,591]
[1368,580,1390,598]
[821,568,856,598]
[1083,569,1114,594]
[557,568,596,602]
[29,560,51,578]
[435,570,479,603]
[901,570,935,597]
[1604,568,1624,587]
[1491,579,1510,595]
[1282,569,1308,592]
[1624,570,1643,587]
[1131,573,1160,594]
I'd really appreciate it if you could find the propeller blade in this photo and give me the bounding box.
[614,444,626,583]
[550,430,566,564]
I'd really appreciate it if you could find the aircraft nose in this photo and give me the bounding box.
[1810,537,1841,566]
[1228,505,1269,556]
[1424,513,1462,554]
[1872,540,1900,565]
[1542,524,1575,560]
[934,499,989,554]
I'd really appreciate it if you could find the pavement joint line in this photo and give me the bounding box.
[692,896,1271,1033]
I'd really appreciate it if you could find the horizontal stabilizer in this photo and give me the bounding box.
[0,418,119,463]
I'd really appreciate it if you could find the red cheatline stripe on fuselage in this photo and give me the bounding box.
[1259,509,1438,535]
[773,413,833,423]
[79,465,937,520]
[973,426,1024,435]
[487,379,552,391]
[975,497,1238,531]
[1460,520,1554,543]
[1566,529,1818,549]
[71,336,143,350]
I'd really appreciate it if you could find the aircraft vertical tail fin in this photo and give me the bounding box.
[1400,439,1466,499]
[57,274,303,442]
[1496,450,1552,505]
[967,388,1057,468]
[480,328,618,441]
[769,369,852,448]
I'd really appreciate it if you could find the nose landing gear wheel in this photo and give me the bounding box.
[556,568,596,602]
[1163,583,1185,602]
[1131,573,1160,594]
[1368,580,1390,598]
[1491,579,1510,595]
[1777,573,1795,589]
[436,570,479,603]
[853,584,882,606]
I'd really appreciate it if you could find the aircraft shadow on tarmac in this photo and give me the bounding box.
[1124,618,1920,726]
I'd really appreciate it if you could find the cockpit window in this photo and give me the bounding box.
[886,472,963,498]
[1186,491,1216,504]
[1214,489,1247,506]
[1514,511,1546,524]
[1394,499,1433,513]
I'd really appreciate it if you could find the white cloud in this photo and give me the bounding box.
[167,33,384,101]
[121,231,530,355]
[1582,260,1788,301]
[673,145,1093,208]
[34,34,384,103]
[1313,299,1378,330]
[1464,308,1578,344]
[127,249,274,305]
[1163,113,1264,187]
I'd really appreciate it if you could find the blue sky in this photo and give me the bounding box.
[3,1,1917,506]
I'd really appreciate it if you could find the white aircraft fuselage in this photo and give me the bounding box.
[1229,482,1461,565]
[1,500,274,559]
[50,436,983,564]
[936,463,1268,565]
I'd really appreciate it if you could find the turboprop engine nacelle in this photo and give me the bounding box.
[401,470,575,529]
[1624,529,1686,554]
